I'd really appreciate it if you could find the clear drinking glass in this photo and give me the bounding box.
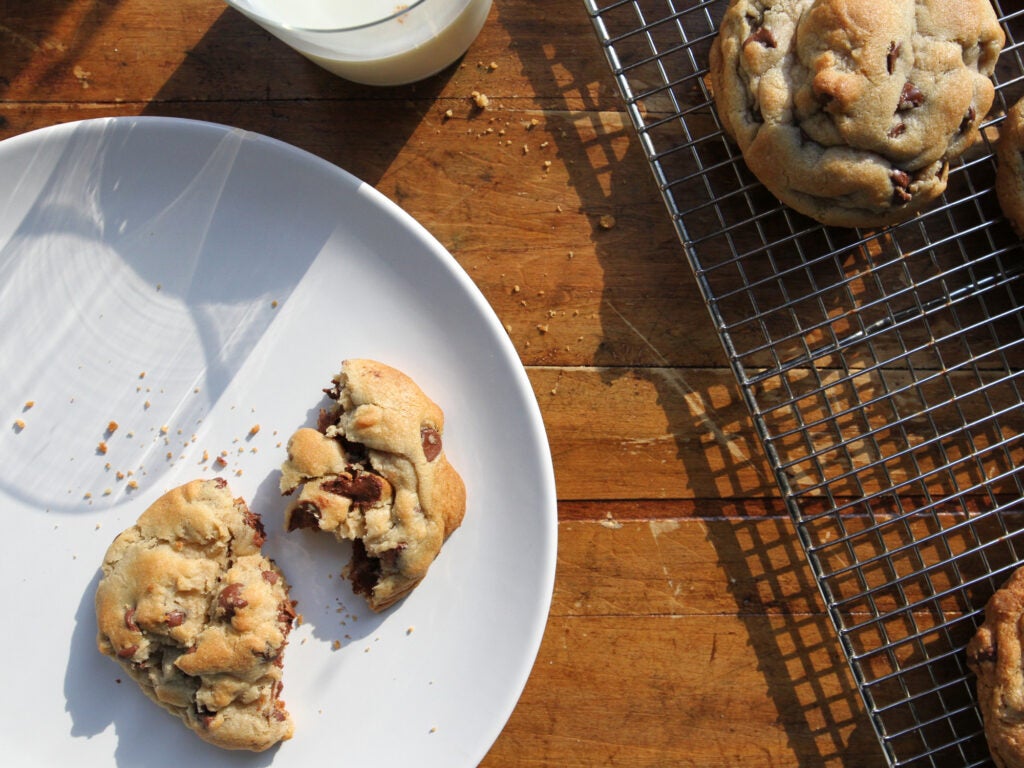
[224,0,494,86]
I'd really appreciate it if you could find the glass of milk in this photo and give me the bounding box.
[224,0,493,86]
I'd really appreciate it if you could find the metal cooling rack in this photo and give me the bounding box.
[583,1,1024,766]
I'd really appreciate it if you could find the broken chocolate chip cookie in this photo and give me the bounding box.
[280,359,466,612]
[95,478,296,751]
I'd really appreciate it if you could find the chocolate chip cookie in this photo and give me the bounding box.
[967,566,1024,768]
[996,98,1024,237]
[95,478,296,752]
[708,0,1004,228]
[280,359,466,612]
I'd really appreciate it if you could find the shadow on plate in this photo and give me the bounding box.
[0,118,336,513]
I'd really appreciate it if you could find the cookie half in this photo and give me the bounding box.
[968,566,1024,768]
[996,98,1024,237]
[708,0,1004,228]
[280,359,466,611]
[95,478,296,752]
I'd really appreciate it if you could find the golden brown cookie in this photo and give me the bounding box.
[996,98,1024,237]
[95,478,296,751]
[967,566,1024,768]
[280,359,466,611]
[708,0,1004,228]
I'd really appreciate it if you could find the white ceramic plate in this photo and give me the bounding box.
[0,117,556,766]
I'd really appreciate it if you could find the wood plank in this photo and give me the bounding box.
[482,517,886,767]
[0,0,619,108]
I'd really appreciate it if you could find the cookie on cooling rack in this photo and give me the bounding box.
[967,566,1024,768]
[95,478,296,752]
[996,98,1024,237]
[280,359,466,612]
[708,0,1004,228]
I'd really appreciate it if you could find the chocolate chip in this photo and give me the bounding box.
[898,82,924,111]
[421,426,442,462]
[322,471,383,505]
[316,407,336,433]
[218,583,248,618]
[887,122,906,139]
[242,507,266,546]
[117,644,138,659]
[124,607,139,632]
[971,646,997,665]
[960,105,977,133]
[743,25,777,48]
[165,609,186,627]
[891,169,912,203]
[886,41,900,75]
[287,501,322,531]
[261,569,279,585]
[277,599,297,627]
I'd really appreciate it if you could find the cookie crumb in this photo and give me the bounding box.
[406,626,415,635]
[470,90,489,109]
[271,300,278,309]
[13,419,25,431]
[332,640,341,651]
[599,214,616,230]
[23,400,34,410]
[249,424,261,436]
[97,441,109,455]
[106,420,119,434]
[127,480,139,490]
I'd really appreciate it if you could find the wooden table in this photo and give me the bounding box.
[1,1,886,764]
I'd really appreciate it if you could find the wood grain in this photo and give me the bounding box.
[7,1,1008,765]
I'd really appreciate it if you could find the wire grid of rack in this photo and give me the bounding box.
[583,1,1024,766]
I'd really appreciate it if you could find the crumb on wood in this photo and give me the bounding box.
[470,90,489,109]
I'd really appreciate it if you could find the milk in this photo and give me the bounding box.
[229,0,493,86]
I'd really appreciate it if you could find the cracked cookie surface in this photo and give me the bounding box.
[968,566,1024,768]
[95,478,296,752]
[708,0,1004,228]
[280,359,466,612]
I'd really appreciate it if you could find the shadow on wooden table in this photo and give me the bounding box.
[502,3,883,764]
[137,6,451,187]
[0,1,106,108]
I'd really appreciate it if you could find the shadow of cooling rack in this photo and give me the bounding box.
[583,1,1024,766]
